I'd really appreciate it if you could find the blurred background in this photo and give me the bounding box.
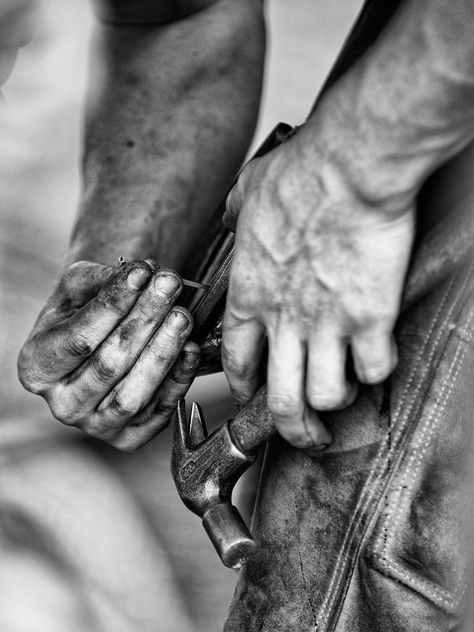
[0,1,361,630]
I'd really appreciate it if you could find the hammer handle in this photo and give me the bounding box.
[229,386,275,456]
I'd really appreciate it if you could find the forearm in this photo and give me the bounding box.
[303,0,474,210]
[67,0,264,271]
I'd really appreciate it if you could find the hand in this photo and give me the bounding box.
[18,259,199,450]
[222,129,414,449]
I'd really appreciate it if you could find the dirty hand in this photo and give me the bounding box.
[18,259,199,450]
[222,129,414,449]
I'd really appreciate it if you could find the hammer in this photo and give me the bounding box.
[171,386,275,569]
[170,124,296,570]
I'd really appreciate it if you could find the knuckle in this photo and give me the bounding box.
[128,408,155,428]
[267,393,302,418]
[96,293,127,318]
[152,398,174,419]
[108,390,140,419]
[170,365,196,385]
[110,435,137,452]
[47,387,79,425]
[82,422,117,443]
[221,344,248,379]
[133,302,156,323]
[353,306,394,331]
[17,345,43,394]
[152,349,175,365]
[89,350,121,384]
[63,330,93,359]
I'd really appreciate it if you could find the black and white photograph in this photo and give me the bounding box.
[1,1,473,630]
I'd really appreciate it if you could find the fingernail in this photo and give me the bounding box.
[231,389,250,407]
[304,408,332,446]
[144,258,158,271]
[360,367,387,385]
[183,347,200,363]
[311,393,343,411]
[312,443,330,452]
[155,273,181,297]
[166,309,190,332]
[305,442,331,457]
[128,267,151,290]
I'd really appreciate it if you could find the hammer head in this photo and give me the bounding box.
[171,400,257,568]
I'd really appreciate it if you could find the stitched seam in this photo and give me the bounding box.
[376,308,467,567]
[455,327,473,344]
[314,273,462,631]
[378,334,463,557]
[376,309,474,604]
[371,555,460,609]
[373,321,471,607]
[315,280,457,630]
[378,311,472,556]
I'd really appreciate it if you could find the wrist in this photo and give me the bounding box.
[300,96,418,219]
[304,0,474,215]
[65,186,165,268]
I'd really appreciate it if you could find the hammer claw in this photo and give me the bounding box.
[189,401,207,446]
[175,399,189,448]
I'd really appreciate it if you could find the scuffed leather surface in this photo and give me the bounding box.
[225,264,474,632]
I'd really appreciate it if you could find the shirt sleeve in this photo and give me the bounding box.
[93,0,220,25]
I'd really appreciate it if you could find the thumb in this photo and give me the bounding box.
[34,260,115,330]
[57,260,116,302]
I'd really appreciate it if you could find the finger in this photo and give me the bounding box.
[351,331,398,385]
[93,307,193,433]
[266,328,331,449]
[112,342,201,450]
[67,269,183,403]
[31,261,152,380]
[44,261,151,374]
[144,258,158,271]
[222,315,265,405]
[306,329,351,410]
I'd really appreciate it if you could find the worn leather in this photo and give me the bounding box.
[225,253,474,632]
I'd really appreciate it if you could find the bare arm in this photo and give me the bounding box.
[18,0,266,449]
[222,0,474,448]
[309,0,474,211]
[70,0,265,270]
